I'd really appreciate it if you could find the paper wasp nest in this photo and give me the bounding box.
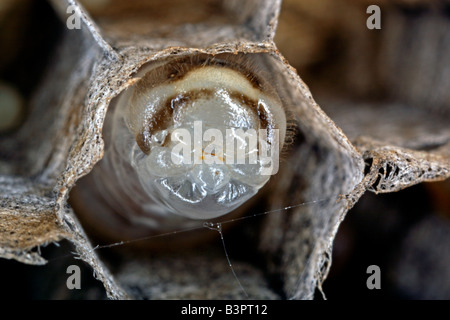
[0,0,448,299]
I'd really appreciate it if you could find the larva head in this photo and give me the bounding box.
[114,54,287,220]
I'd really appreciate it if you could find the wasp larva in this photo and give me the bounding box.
[72,53,287,243]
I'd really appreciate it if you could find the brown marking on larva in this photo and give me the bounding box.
[136,131,151,155]
[136,89,273,154]
[135,89,214,153]
[229,92,270,130]
[136,102,176,154]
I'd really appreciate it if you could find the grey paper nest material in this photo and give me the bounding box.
[0,0,449,299]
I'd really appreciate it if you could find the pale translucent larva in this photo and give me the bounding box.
[78,53,287,235]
